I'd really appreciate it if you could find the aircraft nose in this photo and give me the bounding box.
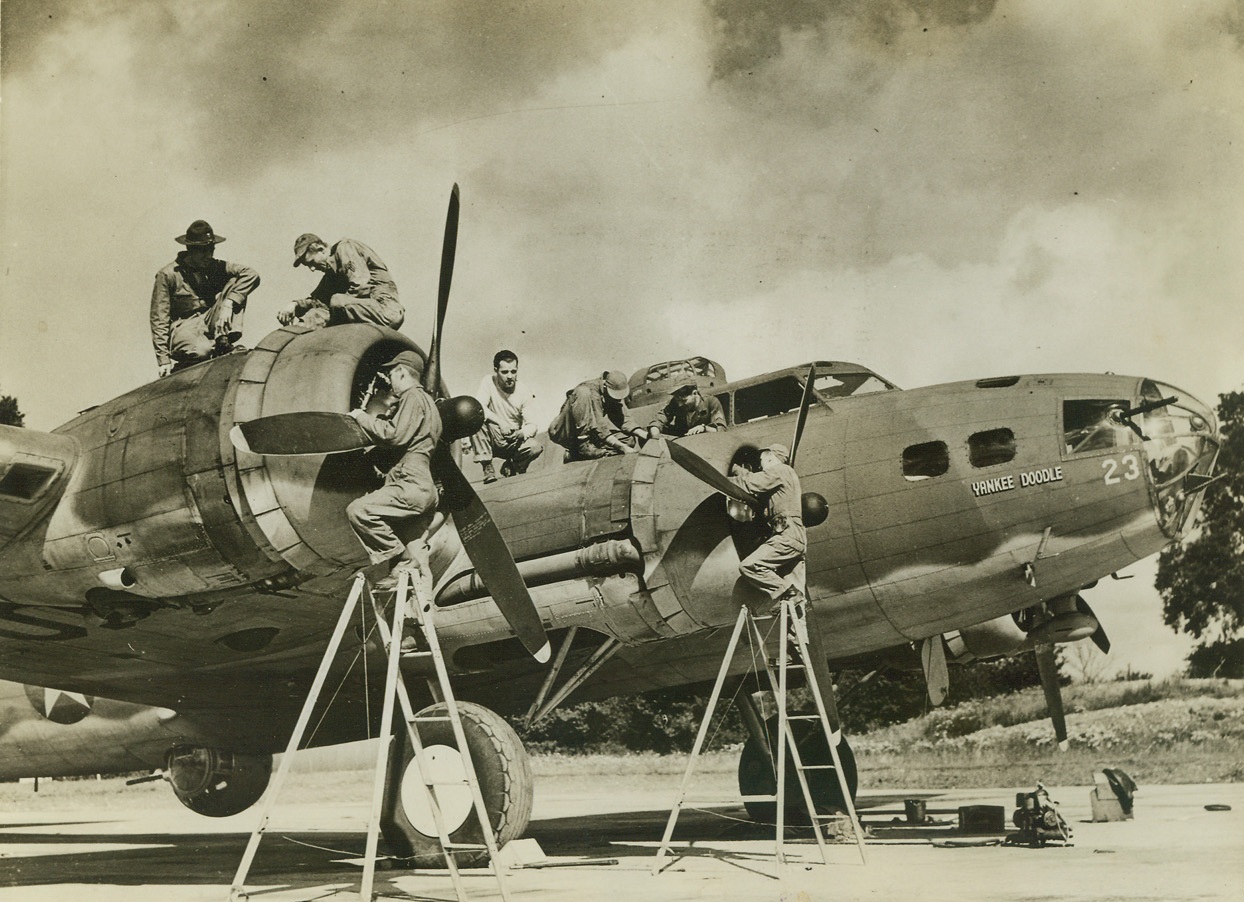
[1139,381,1220,538]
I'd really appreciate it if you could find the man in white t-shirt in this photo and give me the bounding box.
[468,349,543,482]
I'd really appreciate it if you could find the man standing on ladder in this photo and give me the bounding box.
[730,443,806,622]
[346,350,442,578]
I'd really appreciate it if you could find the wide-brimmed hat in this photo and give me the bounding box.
[292,233,324,267]
[176,220,224,246]
[379,350,425,376]
[604,370,631,400]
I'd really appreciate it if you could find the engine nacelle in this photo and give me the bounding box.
[943,614,1030,664]
[166,746,272,817]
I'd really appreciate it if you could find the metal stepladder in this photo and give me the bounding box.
[229,565,511,902]
[653,599,868,874]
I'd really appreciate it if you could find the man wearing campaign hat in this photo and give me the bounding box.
[647,373,727,440]
[150,220,260,377]
[548,369,646,461]
[345,350,442,575]
[730,443,807,617]
[279,233,404,331]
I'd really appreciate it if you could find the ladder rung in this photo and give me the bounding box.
[443,842,488,851]
[798,764,839,770]
[738,795,779,802]
[400,650,434,658]
[788,714,820,721]
[424,778,471,787]
[411,715,453,723]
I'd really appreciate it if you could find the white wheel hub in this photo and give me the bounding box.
[400,744,473,836]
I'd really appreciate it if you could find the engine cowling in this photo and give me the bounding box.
[166,745,272,817]
[943,614,1030,664]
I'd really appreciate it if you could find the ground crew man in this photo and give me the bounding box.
[648,374,727,440]
[150,220,259,377]
[280,234,404,330]
[549,370,646,461]
[469,349,543,483]
[731,443,806,617]
[345,350,441,574]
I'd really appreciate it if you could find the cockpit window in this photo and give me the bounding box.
[642,357,720,385]
[813,373,893,400]
[735,376,805,423]
[1063,399,1131,454]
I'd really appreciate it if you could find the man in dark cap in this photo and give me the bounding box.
[345,350,442,575]
[150,220,260,377]
[647,374,727,441]
[548,370,646,461]
[279,234,404,331]
[730,443,807,617]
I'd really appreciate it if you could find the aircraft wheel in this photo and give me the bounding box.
[381,701,532,868]
[737,719,857,823]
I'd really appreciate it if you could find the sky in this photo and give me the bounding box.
[2,0,1241,679]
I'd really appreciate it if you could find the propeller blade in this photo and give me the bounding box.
[423,183,460,395]
[432,445,550,663]
[1034,643,1068,751]
[664,439,761,508]
[920,636,950,706]
[788,364,817,467]
[230,412,370,456]
[1076,596,1112,654]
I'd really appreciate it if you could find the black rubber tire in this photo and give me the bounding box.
[380,701,533,868]
[737,719,857,824]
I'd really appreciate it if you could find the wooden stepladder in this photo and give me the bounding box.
[229,567,511,902]
[652,601,867,874]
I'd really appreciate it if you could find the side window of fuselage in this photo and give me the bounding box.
[1063,400,1129,454]
[968,428,1016,468]
[902,441,949,481]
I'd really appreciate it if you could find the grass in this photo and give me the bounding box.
[852,677,1244,787]
[0,678,1238,813]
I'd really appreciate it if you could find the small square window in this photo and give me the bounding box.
[0,463,56,501]
[969,428,1016,468]
[903,441,949,480]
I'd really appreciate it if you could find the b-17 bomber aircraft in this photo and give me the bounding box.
[0,189,1221,862]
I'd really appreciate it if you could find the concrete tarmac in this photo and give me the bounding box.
[0,776,1240,901]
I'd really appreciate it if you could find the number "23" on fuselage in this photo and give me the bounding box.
[1102,454,1141,485]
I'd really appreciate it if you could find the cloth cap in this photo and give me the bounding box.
[379,350,425,377]
[765,443,790,463]
[604,370,631,400]
[292,233,323,267]
[671,373,698,395]
[176,220,224,246]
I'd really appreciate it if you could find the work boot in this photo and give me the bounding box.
[481,460,498,484]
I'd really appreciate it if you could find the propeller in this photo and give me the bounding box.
[1034,643,1069,751]
[663,362,842,734]
[421,185,550,664]
[1076,595,1111,654]
[421,183,458,397]
[229,185,549,663]
[787,363,816,467]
